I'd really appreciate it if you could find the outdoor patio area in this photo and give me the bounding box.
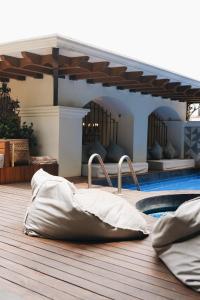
[0,183,198,300]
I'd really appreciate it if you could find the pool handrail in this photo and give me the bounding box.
[88,153,113,188]
[118,155,140,194]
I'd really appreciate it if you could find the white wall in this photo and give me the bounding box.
[20,106,59,159]
[165,121,185,158]
[9,75,53,107]
[8,75,187,177]
[58,107,89,176]
[118,115,133,157]
[20,106,89,177]
[58,77,186,162]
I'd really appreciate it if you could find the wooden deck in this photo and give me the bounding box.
[0,184,198,300]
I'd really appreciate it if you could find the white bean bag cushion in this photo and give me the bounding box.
[24,169,149,241]
[152,197,200,292]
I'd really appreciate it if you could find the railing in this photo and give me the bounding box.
[83,101,118,147]
[88,153,113,188]
[148,113,167,147]
[117,155,140,194]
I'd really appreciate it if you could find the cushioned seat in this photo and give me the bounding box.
[24,169,149,241]
[148,159,195,171]
[82,162,148,177]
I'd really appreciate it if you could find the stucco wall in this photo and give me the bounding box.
[184,122,200,165]
[165,121,185,158]
[9,75,53,107]
[20,106,88,177]
[20,106,59,159]
[58,77,186,162]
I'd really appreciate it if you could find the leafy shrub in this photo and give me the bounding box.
[0,83,37,153]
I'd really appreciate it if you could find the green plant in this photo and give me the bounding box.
[19,122,37,150]
[0,83,37,153]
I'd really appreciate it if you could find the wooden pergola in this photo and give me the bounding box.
[0,48,199,106]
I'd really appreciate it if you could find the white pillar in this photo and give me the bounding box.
[20,106,89,177]
[133,114,148,162]
[58,107,89,176]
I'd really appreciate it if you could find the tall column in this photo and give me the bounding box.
[58,106,89,176]
[133,114,148,162]
[20,106,89,177]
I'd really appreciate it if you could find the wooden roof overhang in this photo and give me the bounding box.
[0,47,200,105]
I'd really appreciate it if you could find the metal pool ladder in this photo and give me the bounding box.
[88,153,113,188]
[118,155,140,194]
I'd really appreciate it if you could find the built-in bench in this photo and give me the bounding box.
[82,162,148,177]
[148,159,195,171]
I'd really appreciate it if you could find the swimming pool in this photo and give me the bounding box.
[94,169,200,191]
[122,171,200,191]
[99,169,200,192]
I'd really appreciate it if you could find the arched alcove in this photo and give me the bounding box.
[82,97,134,156]
[148,106,182,121]
[82,101,119,146]
[147,106,183,157]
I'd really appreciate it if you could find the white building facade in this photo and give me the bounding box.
[1,35,199,176]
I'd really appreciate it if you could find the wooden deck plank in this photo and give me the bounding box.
[0,183,198,300]
[0,236,194,300]
[0,226,192,297]
[0,276,49,300]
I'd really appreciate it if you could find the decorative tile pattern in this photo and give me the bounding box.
[184,127,200,165]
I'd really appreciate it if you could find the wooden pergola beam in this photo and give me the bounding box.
[85,71,142,85]
[176,85,191,93]
[144,82,181,96]
[0,77,9,82]
[171,96,200,101]
[117,84,153,90]
[152,79,170,87]
[107,78,168,90]
[21,52,53,74]
[0,71,25,81]
[106,66,127,76]
[0,50,197,105]
[104,80,142,87]
[0,55,43,78]
[70,72,109,80]
[57,55,90,68]
[186,100,200,103]
[123,71,143,80]
[108,76,157,88]
[138,75,157,83]
[80,66,127,79]
[185,88,200,96]
[80,61,109,72]
[67,61,110,80]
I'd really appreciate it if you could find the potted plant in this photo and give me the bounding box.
[0,83,37,166]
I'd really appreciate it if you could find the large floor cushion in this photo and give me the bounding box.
[82,162,148,177]
[148,159,195,171]
[24,169,149,241]
[152,197,200,292]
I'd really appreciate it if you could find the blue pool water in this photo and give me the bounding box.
[117,171,200,192]
[149,211,170,218]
